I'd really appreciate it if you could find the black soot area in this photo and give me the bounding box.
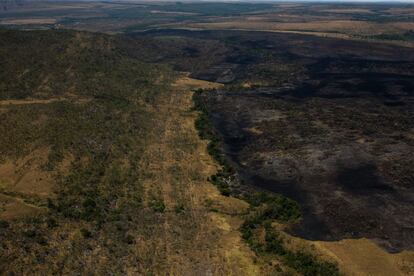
[184,30,414,252]
[337,164,395,195]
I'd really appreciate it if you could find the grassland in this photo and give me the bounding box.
[0,28,174,273]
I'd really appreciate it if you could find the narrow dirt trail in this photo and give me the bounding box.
[136,76,261,275]
[0,97,91,106]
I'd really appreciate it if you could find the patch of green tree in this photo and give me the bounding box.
[0,29,177,274]
[241,218,339,276]
[193,89,232,196]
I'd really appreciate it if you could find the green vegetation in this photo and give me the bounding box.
[193,88,231,195]
[0,29,175,232]
[0,29,167,101]
[0,29,176,274]
[243,192,301,222]
[240,196,338,276]
[264,225,339,276]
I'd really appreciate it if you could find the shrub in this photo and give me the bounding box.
[0,220,10,229]
[244,192,300,223]
[80,228,92,238]
[149,199,165,213]
[124,234,135,244]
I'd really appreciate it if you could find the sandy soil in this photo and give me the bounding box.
[0,18,57,25]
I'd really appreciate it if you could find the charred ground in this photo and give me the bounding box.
[141,29,414,253]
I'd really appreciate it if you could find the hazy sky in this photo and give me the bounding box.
[234,0,414,2]
[196,0,414,2]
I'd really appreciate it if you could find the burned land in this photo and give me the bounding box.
[138,29,414,253]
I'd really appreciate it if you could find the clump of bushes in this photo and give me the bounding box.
[209,173,231,197]
[209,166,236,196]
[193,89,233,195]
[0,220,10,229]
[240,194,338,276]
[149,198,166,213]
[241,220,339,276]
[239,192,300,250]
[80,228,92,239]
[265,225,339,276]
[244,192,301,222]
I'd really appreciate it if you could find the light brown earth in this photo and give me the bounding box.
[0,148,52,220]
[0,97,91,106]
[190,20,406,36]
[0,193,44,220]
[314,239,414,276]
[135,75,260,274]
[186,20,414,48]
[320,8,374,14]
[150,10,198,15]
[0,18,57,25]
[0,145,73,220]
[272,224,414,276]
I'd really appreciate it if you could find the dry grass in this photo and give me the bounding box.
[321,8,374,14]
[0,97,91,107]
[172,74,224,90]
[0,148,52,197]
[0,146,73,220]
[192,20,388,35]
[0,148,51,219]
[0,193,44,220]
[314,239,414,276]
[268,225,414,276]
[150,10,198,15]
[187,20,414,48]
[0,98,64,106]
[130,75,260,274]
[0,18,57,25]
